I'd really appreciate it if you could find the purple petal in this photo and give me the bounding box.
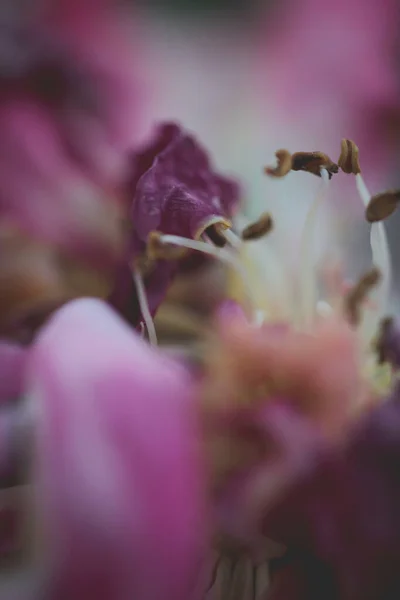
[114,123,241,326]
[130,122,241,243]
[28,298,208,599]
[0,2,139,266]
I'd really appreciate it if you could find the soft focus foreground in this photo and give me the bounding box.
[1,1,400,600]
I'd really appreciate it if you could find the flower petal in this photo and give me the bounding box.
[28,298,207,599]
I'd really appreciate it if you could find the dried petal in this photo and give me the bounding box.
[264,149,292,178]
[241,213,273,241]
[113,123,241,325]
[291,151,339,179]
[365,189,400,223]
[338,138,361,175]
[130,123,240,244]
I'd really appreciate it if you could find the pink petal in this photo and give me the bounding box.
[28,298,207,599]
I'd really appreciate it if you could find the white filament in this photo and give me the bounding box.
[355,173,391,317]
[299,168,330,328]
[252,309,265,327]
[160,233,254,313]
[132,270,158,346]
[221,227,242,249]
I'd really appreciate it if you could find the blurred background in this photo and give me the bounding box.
[135,0,400,295]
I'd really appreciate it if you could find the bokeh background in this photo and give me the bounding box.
[133,0,400,300]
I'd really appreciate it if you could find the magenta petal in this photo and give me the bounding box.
[130,122,241,243]
[28,299,207,600]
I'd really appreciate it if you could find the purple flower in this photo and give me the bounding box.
[20,298,208,600]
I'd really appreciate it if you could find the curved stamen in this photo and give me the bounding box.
[132,269,158,346]
[159,233,254,315]
[298,168,330,328]
[219,227,242,249]
[355,174,391,319]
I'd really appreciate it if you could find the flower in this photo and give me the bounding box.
[1,298,207,600]
[152,139,399,597]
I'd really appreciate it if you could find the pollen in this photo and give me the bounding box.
[241,213,273,241]
[365,190,400,223]
[264,149,292,178]
[338,138,361,175]
[291,151,339,179]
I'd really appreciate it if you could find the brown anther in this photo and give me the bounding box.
[338,139,361,175]
[375,316,393,364]
[365,189,400,223]
[264,149,292,178]
[241,213,273,241]
[291,151,339,179]
[146,230,187,261]
[344,267,381,326]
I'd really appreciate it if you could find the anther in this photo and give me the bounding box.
[264,149,292,178]
[365,190,400,223]
[338,139,361,175]
[291,151,339,179]
[146,230,187,261]
[344,267,381,326]
[375,316,394,365]
[241,213,273,241]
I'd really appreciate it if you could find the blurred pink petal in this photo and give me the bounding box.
[40,0,142,180]
[0,1,141,268]
[27,298,207,599]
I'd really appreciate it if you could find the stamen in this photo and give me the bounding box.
[299,168,330,327]
[316,300,333,318]
[264,149,292,178]
[219,227,242,249]
[138,322,145,338]
[132,269,158,346]
[365,190,400,223]
[344,267,381,326]
[291,151,338,179]
[159,233,255,314]
[147,230,187,261]
[338,139,361,175]
[252,310,265,327]
[355,173,392,318]
[241,213,273,241]
[375,316,394,365]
